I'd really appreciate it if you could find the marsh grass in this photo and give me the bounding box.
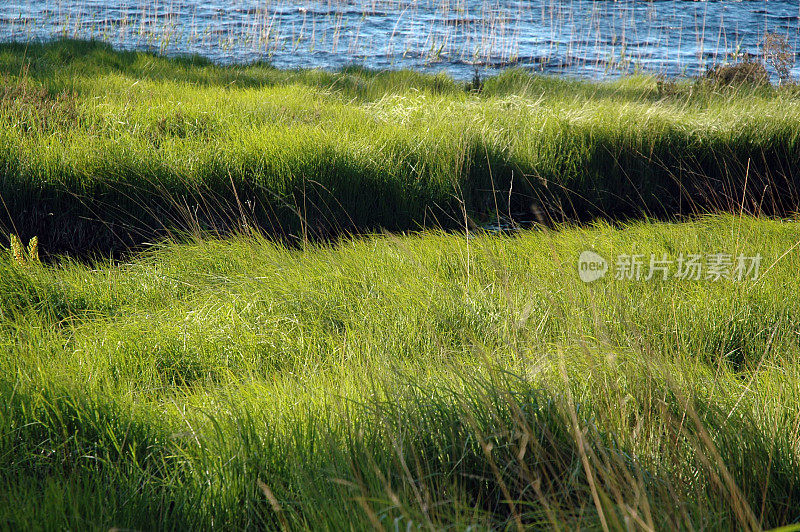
[1,215,800,528]
[1,40,800,256]
[1,40,800,528]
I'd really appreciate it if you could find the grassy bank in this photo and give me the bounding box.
[1,214,799,529]
[1,40,799,254]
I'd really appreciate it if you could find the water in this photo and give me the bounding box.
[1,0,798,80]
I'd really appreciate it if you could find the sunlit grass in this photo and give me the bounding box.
[1,40,799,255]
[1,40,800,529]
[1,214,800,528]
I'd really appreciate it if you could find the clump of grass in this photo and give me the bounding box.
[0,69,79,134]
[655,74,681,98]
[705,59,770,88]
[762,33,796,86]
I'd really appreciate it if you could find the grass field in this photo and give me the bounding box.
[1,40,800,254]
[2,39,800,530]
[1,214,800,529]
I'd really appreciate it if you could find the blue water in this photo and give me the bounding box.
[1,0,798,80]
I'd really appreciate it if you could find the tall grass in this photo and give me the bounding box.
[1,214,799,528]
[1,40,800,255]
[4,0,798,79]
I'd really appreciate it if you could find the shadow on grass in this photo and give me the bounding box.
[0,40,798,258]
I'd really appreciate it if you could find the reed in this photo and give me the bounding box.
[2,0,797,79]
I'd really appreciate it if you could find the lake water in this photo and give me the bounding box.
[1,0,798,80]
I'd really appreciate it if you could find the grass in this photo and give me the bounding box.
[1,40,800,255]
[1,214,800,529]
[2,38,800,529]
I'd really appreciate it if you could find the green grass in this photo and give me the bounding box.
[1,214,800,529]
[1,40,800,254]
[2,38,800,529]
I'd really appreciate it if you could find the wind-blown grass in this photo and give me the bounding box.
[1,40,799,255]
[1,214,799,529]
